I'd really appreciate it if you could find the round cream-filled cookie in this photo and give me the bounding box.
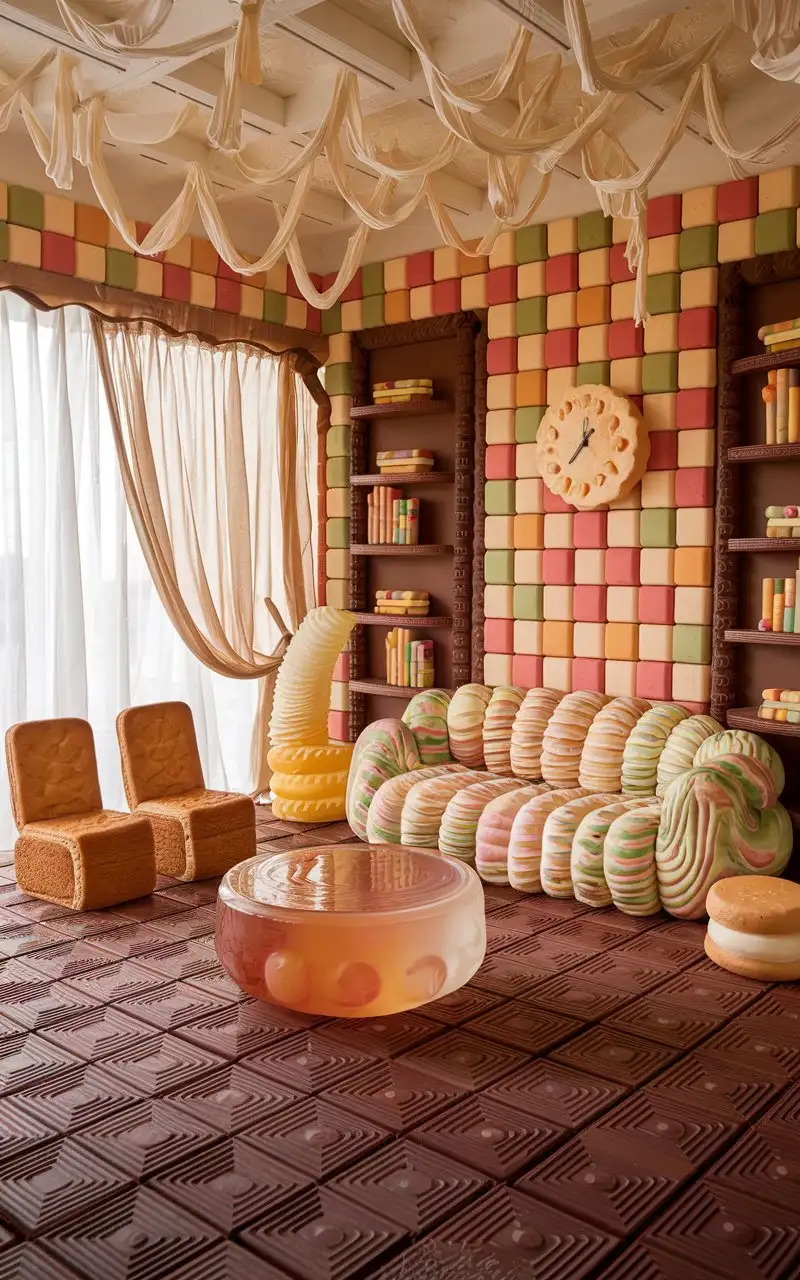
[705,876,800,981]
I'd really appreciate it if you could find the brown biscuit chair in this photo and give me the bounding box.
[5,718,156,910]
[116,701,255,881]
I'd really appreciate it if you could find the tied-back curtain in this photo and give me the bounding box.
[91,318,317,795]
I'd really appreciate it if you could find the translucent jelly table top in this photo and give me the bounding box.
[219,844,478,921]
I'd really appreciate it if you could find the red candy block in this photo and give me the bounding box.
[542,488,574,514]
[484,618,515,654]
[574,585,607,622]
[215,277,241,313]
[678,308,716,351]
[512,653,543,688]
[545,328,579,369]
[487,337,518,376]
[610,242,635,283]
[648,432,678,470]
[486,444,517,480]
[486,265,517,305]
[636,661,673,701]
[328,710,349,741]
[545,253,579,295]
[543,549,575,585]
[135,221,165,263]
[333,653,349,682]
[608,318,644,361]
[41,231,75,276]
[406,252,434,289]
[606,548,640,586]
[573,511,607,548]
[675,467,714,507]
[647,193,682,238]
[717,176,758,223]
[638,586,674,625]
[432,278,461,315]
[305,307,322,333]
[573,657,605,693]
[676,388,715,429]
[163,263,191,302]
[217,257,242,282]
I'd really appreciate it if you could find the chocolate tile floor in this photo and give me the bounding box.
[0,810,799,1279]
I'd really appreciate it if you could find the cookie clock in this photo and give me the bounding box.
[536,385,650,509]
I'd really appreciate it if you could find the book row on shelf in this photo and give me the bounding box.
[367,488,419,544]
[760,572,799,633]
[385,628,434,688]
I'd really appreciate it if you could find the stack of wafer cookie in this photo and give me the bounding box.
[759,688,800,722]
[373,379,433,404]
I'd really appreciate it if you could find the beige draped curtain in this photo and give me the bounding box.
[90,316,318,795]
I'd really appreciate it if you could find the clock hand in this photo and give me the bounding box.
[567,426,595,465]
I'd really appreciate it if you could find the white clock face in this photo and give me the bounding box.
[536,385,650,509]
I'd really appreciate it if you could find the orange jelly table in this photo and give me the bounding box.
[215,843,486,1017]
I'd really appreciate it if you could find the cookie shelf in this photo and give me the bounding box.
[352,613,453,627]
[724,629,800,645]
[350,472,455,486]
[726,707,800,736]
[349,678,456,699]
[349,400,452,419]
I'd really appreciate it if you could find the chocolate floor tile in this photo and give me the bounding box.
[598,1242,730,1280]
[183,967,252,1003]
[654,1053,782,1123]
[176,1000,312,1060]
[44,912,134,941]
[550,1026,679,1086]
[241,1030,379,1093]
[240,1186,406,1280]
[0,959,49,1000]
[0,1136,131,1233]
[0,924,62,957]
[741,992,800,1047]
[764,1082,800,1129]
[166,1242,292,1280]
[654,972,762,1018]
[595,1089,742,1167]
[700,1020,800,1081]
[84,924,169,959]
[61,958,171,1003]
[569,952,673,994]
[40,1185,221,1279]
[603,994,726,1050]
[111,896,193,923]
[0,1096,57,1159]
[150,1137,310,1234]
[483,900,573,931]
[165,1063,301,1135]
[72,1098,221,1178]
[486,923,532,954]
[100,1031,225,1096]
[464,1000,581,1055]
[424,987,503,1026]
[398,1030,526,1090]
[515,1127,694,1237]
[467,954,546,998]
[21,942,117,982]
[588,908,663,934]
[158,882,221,908]
[0,1034,79,1096]
[322,1060,467,1133]
[117,981,232,1032]
[656,920,709,949]
[520,973,636,1021]
[241,1095,389,1178]
[14,1063,143,1133]
[641,1181,800,1279]
[1,983,99,1033]
[4,900,76,923]
[551,917,634,949]
[431,1185,615,1279]
[705,1123,800,1212]
[116,940,220,983]
[413,1093,565,1180]
[38,1007,158,1062]
[489,1058,625,1130]
[0,1244,83,1279]
[496,934,600,974]
[615,934,706,971]
[329,1138,487,1233]
[316,1012,440,1059]
[146,907,216,941]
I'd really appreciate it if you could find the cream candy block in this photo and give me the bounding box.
[366,764,465,845]
[621,702,689,796]
[439,777,526,863]
[571,797,657,907]
[447,684,492,769]
[475,784,550,884]
[656,714,723,798]
[604,802,663,916]
[483,686,526,777]
[540,793,616,898]
[541,690,610,788]
[508,787,589,892]
[578,696,650,794]
[401,770,492,848]
[510,688,563,780]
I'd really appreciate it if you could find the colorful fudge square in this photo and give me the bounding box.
[575,549,606,584]
[611,281,637,320]
[648,235,680,276]
[485,515,515,549]
[486,480,516,515]
[649,432,678,470]
[41,231,75,275]
[609,319,643,361]
[605,622,638,661]
[485,585,514,619]
[680,267,718,310]
[487,337,518,375]
[517,370,547,406]
[640,508,677,548]
[485,653,514,685]
[674,586,713,625]
[543,620,574,657]
[514,514,544,549]
[573,657,605,691]
[642,352,678,394]
[578,211,612,251]
[407,251,434,287]
[547,292,578,330]
[605,586,638,623]
[672,663,711,704]
[682,186,717,229]
[574,585,607,622]
[542,548,575,583]
[578,249,610,289]
[545,328,578,368]
[384,290,410,324]
[638,624,673,661]
[516,223,547,263]
[718,219,756,263]
[518,261,546,298]
[678,308,716,350]
[573,511,607,547]
[489,303,516,340]
[755,209,796,255]
[484,618,515,653]
[610,242,635,282]
[678,429,715,468]
[518,334,546,370]
[677,511,714,553]
[514,621,543,655]
[487,266,518,305]
[647,274,681,316]
[574,622,606,659]
[758,166,798,213]
[641,470,676,508]
[514,584,544,620]
[606,548,640,585]
[547,366,577,403]
[644,313,679,355]
[546,253,579,295]
[432,279,461,314]
[579,324,610,363]
[543,655,573,691]
[676,387,715,429]
[517,477,543,514]
[576,286,610,327]
[644,393,677,433]
[489,232,516,269]
[516,406,544,443]
[515,549,543,582]
[488,374,516,410]
[516,444,540,478]
[486,445,517,480]
[679,226,718,271]
[675,467,714,507]
[461,274,488,310]
[577,360,610,386]
[548,218,578,256]
[678,349,716,390]
[605,660,638,697]
[607,511,641,548]
[433,247,459,281]
[544,584,574,620]
[513,654,544,688]
[408,288,432,321]
[637,660,673,700]
[610,357,643,396]
[638,585,674,624]
[639,548,675,585]
[516,297,547,335]
[648,194,682,238]
[674,547,713,586]
[717,176,758,223]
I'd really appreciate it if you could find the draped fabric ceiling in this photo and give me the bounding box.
[2,0,800,322]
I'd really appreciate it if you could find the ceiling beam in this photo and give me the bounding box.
[277,2,414,90]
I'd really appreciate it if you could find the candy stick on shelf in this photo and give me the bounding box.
[764,371,777,444]
[761,576,774,632]
[777,368,789,444]
[785,574,796,633]
[790,369,800,443]
[773,577,785,633]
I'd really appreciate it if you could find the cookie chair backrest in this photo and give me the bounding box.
[5,718,103,830]
[116,701,205,808]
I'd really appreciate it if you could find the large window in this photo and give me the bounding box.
[0,294,317,847]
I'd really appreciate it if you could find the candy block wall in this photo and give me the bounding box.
[324,167,800,742]
[0,180,323,332]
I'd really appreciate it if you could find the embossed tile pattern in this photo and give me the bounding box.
[0,807,797,1278]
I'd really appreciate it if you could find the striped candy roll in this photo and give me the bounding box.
[571,797,657,908]
[510,688,562,781]
[447,684,492,769]
[540,793,616,899]
[541,691,610,789]
[439,777,526,862]
[402,689,453,765]
[655,754,792,919]
[475,784,551,884]
[693,729,786,797]
[621,703,689,797]
[401,770,492,848]
[366,763,465,844]
[483,686,525,776]
[578,697,650,794]
[508,788,589,893]
[656,714,723,798]
[346,719,422,841]
[604,802,663,916]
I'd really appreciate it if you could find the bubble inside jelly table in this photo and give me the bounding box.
[215,843,487,1016]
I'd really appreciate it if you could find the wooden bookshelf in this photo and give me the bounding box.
[347,313,486,736]
[724,629,800,646]
[726,707,800,737]
[728,537,800,552]
[727,443,800,462]
[731,350,800,376]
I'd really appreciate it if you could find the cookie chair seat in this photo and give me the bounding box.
[116,701,255,882]
[5,718,156,910]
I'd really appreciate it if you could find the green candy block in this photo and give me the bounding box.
[516,296,547,335]
[578,210,612,251]
[755,209,797,256]
[513,584,543,620]
[642,352,679,395]
[640,508,677,548]
[673,624,711,665]
[322,303,342,336]
[326,517,350,549]
[485,549,515,585]
[577,361,611,386]
[516,406,545,443]
[324,363,353,397]
[326,456,350,488]
[679,226,718,271]
[516,224,548,263]
[362,261,384,296]
[8,185,43,231]
[263,289,287,325]
[326,424,350,457]
[361,293,384,328]
[647,273,680,316]
[485,480,516,516]
[105,248,136,291]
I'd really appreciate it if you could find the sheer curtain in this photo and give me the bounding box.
[0,294,316,849]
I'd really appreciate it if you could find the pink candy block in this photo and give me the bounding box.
[545,328,579,369]
[333,652,349,682]
[485,618,515,654]
[572,657,605,693]
[649,432,678,471]
[433,279,461,315]
[546,253,579,294]
[675,467,714,507]
[543,549,575,585]
[647,193,682,237]
[717,176,758,223]
[678,701,710,716]
[487,337,518,375]
[678,308,716,351]
[610,243,635,283]
[608,318,644,360]
[486,444,517,480]
[542,488,574,514]
[407,251,434,288]
[512,654,543,688]
[574,585,607,622]
[676,388,715,429]
[606,548,640,586]
[636,660,673,700]
[638,586,674,625]
[487,266,517,305]
[573,511,607,548]
[328,710,349,741]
